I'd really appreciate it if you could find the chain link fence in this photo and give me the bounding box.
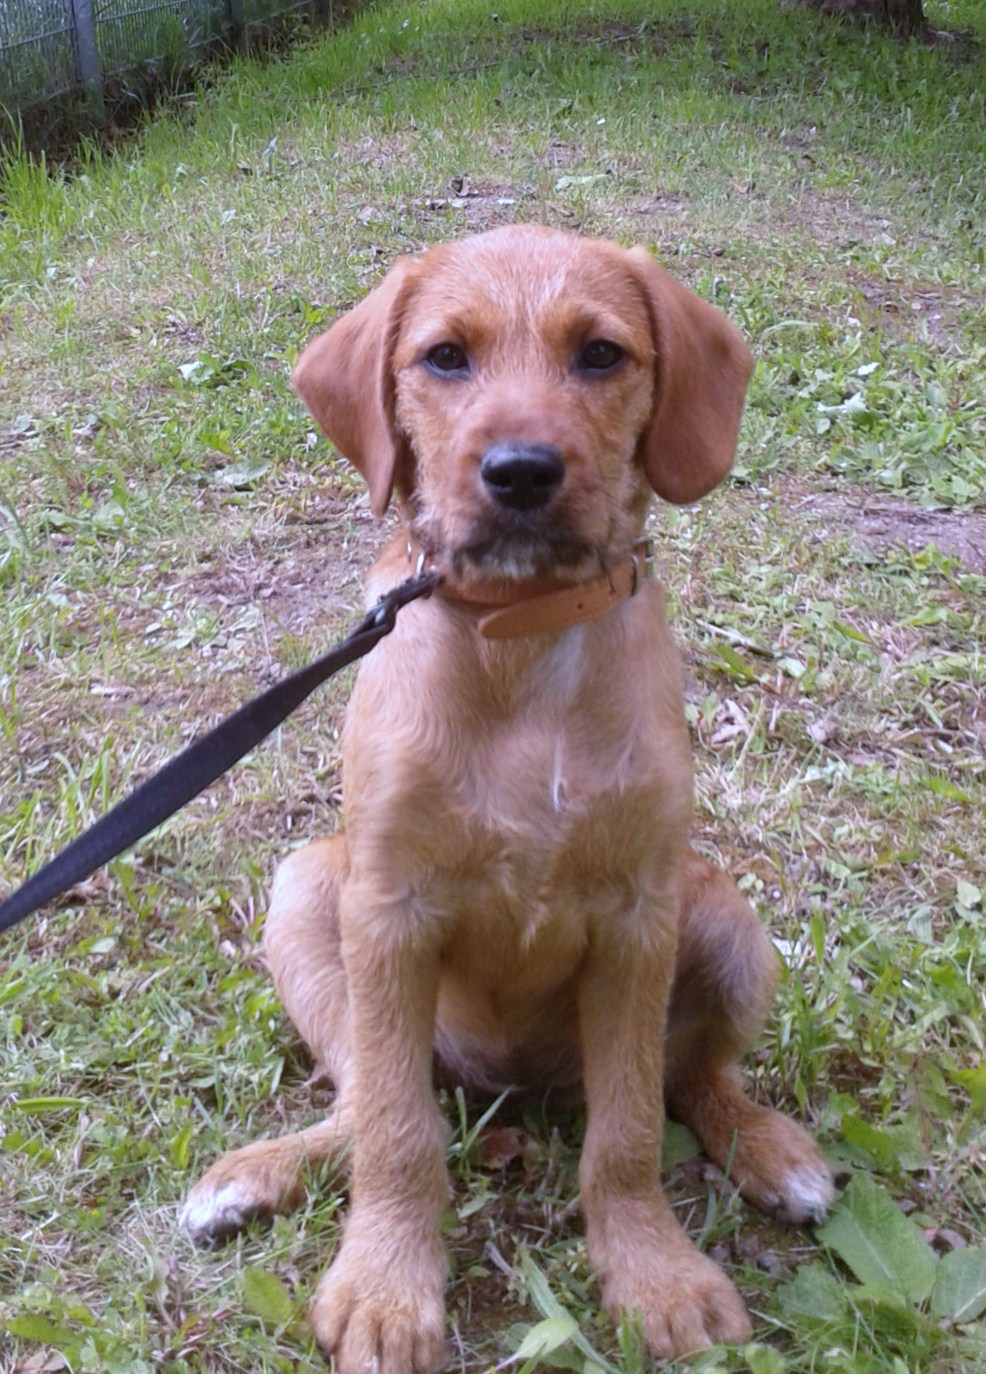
[0,0,328,125]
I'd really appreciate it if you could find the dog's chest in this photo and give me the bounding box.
[348,605,689,969]
[434,682,670,967]
[467,722,630,845]
[465,633,639,828]
[435,729,663,995]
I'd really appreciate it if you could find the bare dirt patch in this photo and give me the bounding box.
[182,489,387,648]
[848,273,969,345]
[780,485,986,573]
[416,175,538,231]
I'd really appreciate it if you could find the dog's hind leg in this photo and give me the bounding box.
[181,837,355,1244]
[263,836,354,1084]
[665,855,833,1224]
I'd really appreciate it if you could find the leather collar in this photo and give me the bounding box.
[404,536,655,640]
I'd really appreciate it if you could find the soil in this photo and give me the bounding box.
[780,484,986,573]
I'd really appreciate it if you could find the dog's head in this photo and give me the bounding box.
[294,225,752,583]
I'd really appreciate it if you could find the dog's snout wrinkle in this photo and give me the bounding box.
[480,441,565,512]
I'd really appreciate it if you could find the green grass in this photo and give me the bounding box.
[1,0,985,1370]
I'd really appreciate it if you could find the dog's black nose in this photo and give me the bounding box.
[480,442,565,511]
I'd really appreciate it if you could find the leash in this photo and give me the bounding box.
[0,570,440,936]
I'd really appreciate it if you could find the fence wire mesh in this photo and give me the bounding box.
[1,0,79,107]
[0,0,319,117]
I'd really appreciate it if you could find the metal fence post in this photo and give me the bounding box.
[226,0,247,51]
[70,0,105,122]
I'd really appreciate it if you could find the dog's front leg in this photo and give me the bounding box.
[577,900,753,1360]
[308,881,448,1374]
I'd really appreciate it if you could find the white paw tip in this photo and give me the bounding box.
[781,1164,836,1223]
[180,1180,254,1242]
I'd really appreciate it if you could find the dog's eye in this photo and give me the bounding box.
[579,339,624,372]
[426,343,469,374]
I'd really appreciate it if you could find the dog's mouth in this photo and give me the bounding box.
[450,528,601,584]
[409,479,635,591]
[409,506,605,588]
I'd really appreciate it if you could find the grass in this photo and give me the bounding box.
[1,0,985,1369]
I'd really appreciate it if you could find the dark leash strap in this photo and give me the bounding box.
[0,570,441,936]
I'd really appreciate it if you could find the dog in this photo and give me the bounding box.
[181,224,833,1370]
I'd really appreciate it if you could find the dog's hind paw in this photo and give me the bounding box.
[181,1178,272,1244]
[180,1140,306,1245]
[764,1160,835,1226]
[727,1109,835,1226]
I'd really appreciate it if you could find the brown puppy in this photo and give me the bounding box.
[182,225,832,1369]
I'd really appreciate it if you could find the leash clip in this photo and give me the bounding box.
[368,565,444,633]
[630,537,655,595]
[406,537,429,577]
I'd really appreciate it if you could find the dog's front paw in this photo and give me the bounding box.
[181,1139,307,1244]
[309,1237,446,1374]
[604,1248,752,1359]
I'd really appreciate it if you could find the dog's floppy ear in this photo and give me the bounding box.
[293,259,417,516]
[629,248,753,505]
